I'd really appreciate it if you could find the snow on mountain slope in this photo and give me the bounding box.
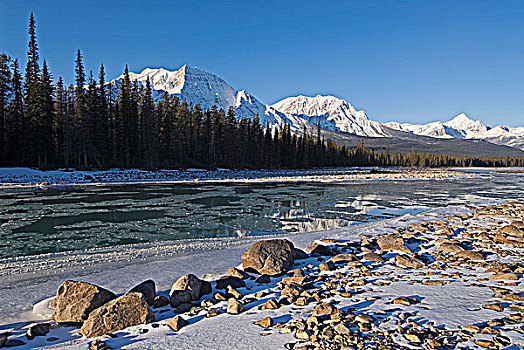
[110,65,272,123]
[386,114,524,150]
[270,95,386,137]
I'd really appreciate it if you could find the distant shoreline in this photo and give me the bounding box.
[0,167,476,189]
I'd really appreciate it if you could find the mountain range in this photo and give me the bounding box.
[109,65,524,156]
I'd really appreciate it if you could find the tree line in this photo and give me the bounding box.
[0,13,523,170]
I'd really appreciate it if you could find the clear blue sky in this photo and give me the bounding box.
[1,0,523,126]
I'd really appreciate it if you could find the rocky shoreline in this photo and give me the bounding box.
[1,201,523,349]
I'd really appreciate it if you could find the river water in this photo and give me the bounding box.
[0,169,522,259]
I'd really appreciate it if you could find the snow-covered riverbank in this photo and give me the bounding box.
[0,167,467,188]
[1,200,523,349]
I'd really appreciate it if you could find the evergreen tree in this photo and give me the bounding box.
[37,60,54,166]
[24,12,42,164]
[74,49,87,167]
[6,59,24,162]
[0,54,11,161]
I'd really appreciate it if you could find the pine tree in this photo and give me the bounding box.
[6,60,24,163]
[97,64,109,166]
[24,12,41,164]
[38,60,54,166]
[54,76,65,163]
[140,77,157,168]
[0,54,11,161]
[74,49,87,168]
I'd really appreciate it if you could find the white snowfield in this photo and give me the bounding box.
[0,202,523,349]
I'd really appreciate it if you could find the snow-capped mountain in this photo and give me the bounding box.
[270,95,386,137]
[110,65,273,124]
[108,64,522,151]
[385,113,524,150]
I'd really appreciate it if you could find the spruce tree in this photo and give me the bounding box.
[74,49,87,167]
[38,60,54,167]
[6,60,24,162]
[24,12,42,164]
[0,54,11,160]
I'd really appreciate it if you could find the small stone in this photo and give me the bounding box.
[206,308,219,318]
[261,299,280,310]
[254,317,273,328]
[354,314,376,324]
[462,325,480,333]
[4,339,26,347]
[404,333,421,343]
[216,276,246,290]
[454,250,484,260]
[295,329,310,340]
[256,274,271,283]
[167,316,188,332]
[226,285,243,299]
[395,254,425,269]
[329,254,357,264]
[307,242,333,256]
[46,337,59,342]
[474,340,495,348]
[392,296,420,306]
[89,340,112,350]
[213,292,227,301]
[312,303,334,317]
[26,323,51,340]
[227,299,245,314]
[152,295,169,309]
[0,333,10,348]
[228,267,252,279]
[319,261,336,272]
[361,252,385,263]
[483,304,504,312]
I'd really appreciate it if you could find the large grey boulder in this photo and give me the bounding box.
[169,274,212,307]
[80,292,155,337]
[129,280,156,306]
[53,280,116,323]
[241,239,296,276]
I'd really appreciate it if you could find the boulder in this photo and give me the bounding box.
[169,274,212,307]
[328,253,357,264]
[254,317,273,328]
[306,242,333,256]
[129,280,155,306]
[215,276,245,290]
[241,239,295,276]
[361,252,385,263]
[294,248,309,260]
[377,235,411,253]
[438,242,464,254]
[53,280,116,323]
[80,293,155,337]
[395,254,425,269]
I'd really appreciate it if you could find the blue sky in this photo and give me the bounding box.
[1,0,523,126]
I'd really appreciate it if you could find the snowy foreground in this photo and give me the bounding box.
[1,201,523,349]
[0,167,466,188]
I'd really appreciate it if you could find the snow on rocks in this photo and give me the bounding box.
[2,200,523,349]
[241,239,296,276]
[80,292,155,337]
[52,280,116,323]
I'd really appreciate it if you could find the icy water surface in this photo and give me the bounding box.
[0,169,522,259]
